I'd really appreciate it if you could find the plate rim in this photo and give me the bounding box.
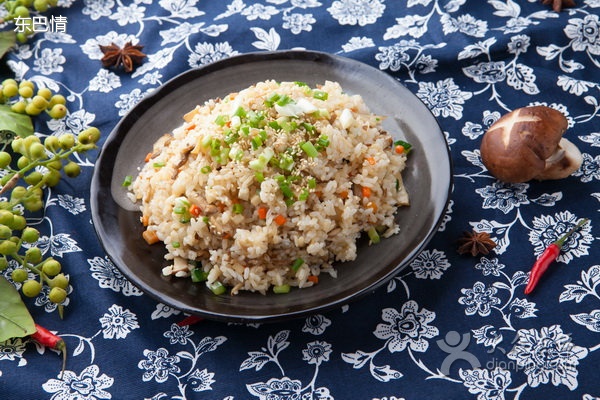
[90,49,454,323]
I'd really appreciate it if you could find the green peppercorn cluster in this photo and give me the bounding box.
[1,79,67,119]
[0,87,100,314]
[1,0,59,43]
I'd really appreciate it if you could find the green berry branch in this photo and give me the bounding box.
[0,76,100,331]
[0,1,98,374]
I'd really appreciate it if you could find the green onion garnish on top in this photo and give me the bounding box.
[300,141,319,158]
[292,257,304,271]
[312,90,328,100]
[394,140,412,154]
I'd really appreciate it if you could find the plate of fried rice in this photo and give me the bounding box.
[91,50,452,322]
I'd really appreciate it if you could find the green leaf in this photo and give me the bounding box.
[0,30,17,60]
[0,104,34,138]
[0,276,36,342]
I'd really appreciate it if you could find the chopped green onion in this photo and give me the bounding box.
[317,135,330,148]
[230,115,241,129]
[300,141,319,158]
[264,93,281,107]
[201,134,213,147]
[214,114,228,126]
[201,165,212,174]
[276,94,293,107]
[219,146,230,163]
[202,216,209,223]
[280,183,294,199]
[307,177,316,189]
[280,120,298,133]
[394,140,412,153]
[171,241,180,248]
[153,161,166,168]
[268,120,281,130]
[312,90,328,100]
[367,227,380,244]
[247,111,264,128]
[298,188,309,201]
[312,109,330,119]
[249,147,275,172]
[233,106,247,118]
[209,281,226,295]
[279,153,295,171]
[302,122,315,133]
[273,284,291,294]
[255,171,265,182]
[230,149,243,161]
[274,175,285,183]
[173,197,191,221]
[249,159,262,171]
[251,135,263,150]
[224,130,239,144]
[294,81,308,87]
[173,207,185,215]
[191,268,208,283]
[292,258,304,271]
[122,175,133,187]
[233,203,244,214]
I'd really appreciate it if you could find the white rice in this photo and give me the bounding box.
[129,80,409,295]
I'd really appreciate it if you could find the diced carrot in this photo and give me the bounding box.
[395,145,405,154]
[222,232,232,240]
[144,152,152,162]
[366,157,376,165]
[183,108,198,122]
[361,186,372,198]
[339,190,349,200]
[366,201,378,213]
[257,206,268,220]
[307,275,319,284]
[142,230,159,245]
[186,123,196,131]
[141,214,149,227]
[274,214,287,226]
[189,204,201,217]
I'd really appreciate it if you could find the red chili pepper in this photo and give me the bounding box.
[177,315,204,327]
[30,323,67,379]
[524,218,589,295]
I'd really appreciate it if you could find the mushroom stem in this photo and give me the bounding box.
[534,137,583,180]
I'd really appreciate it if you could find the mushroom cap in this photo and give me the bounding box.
[480,106,574,183]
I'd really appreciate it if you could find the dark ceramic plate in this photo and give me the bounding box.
[90,50,452,323]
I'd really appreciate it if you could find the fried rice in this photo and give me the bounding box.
[128,80,410,295]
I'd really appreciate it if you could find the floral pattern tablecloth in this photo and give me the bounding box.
[1,0,600,399]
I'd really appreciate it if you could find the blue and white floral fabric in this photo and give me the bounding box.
[1,1,599,399]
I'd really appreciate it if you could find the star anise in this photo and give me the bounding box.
[457,230,497,257]
[540,0,575,12]
[99,41,146,73]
